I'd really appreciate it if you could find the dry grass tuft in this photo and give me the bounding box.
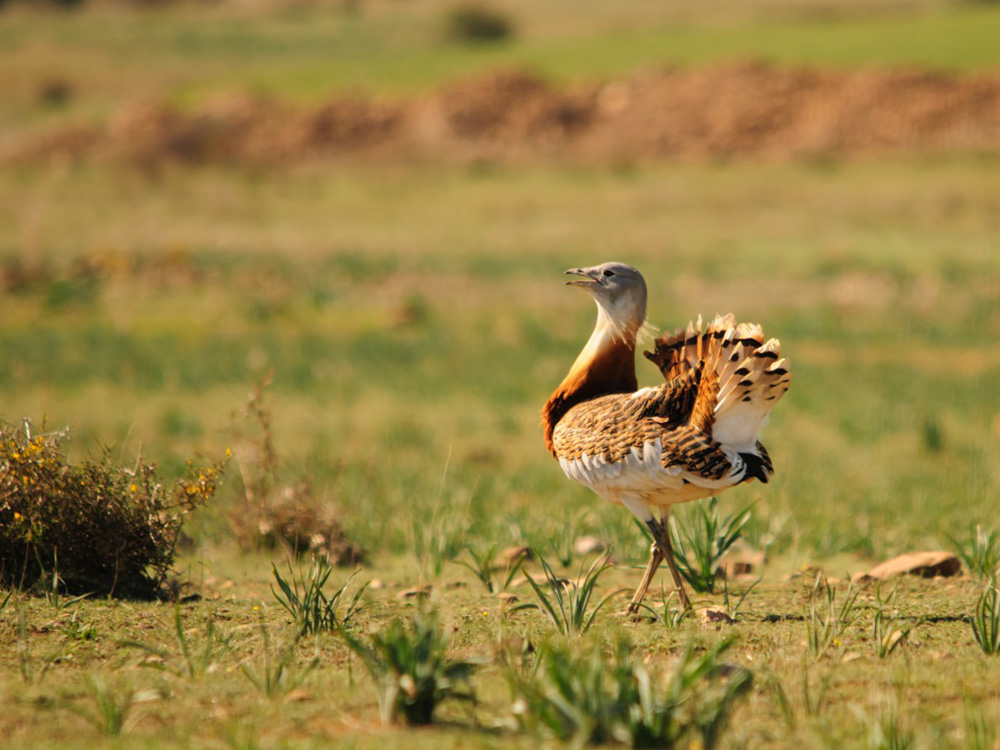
[229,482,365,566]
[226,373,365,566]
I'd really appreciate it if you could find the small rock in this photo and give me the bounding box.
[368,579,386,590]
[698,608,735,626]
[396,585,432,600]
[716,545,766,580]
[717,560,754,578]
[133,689,164,704]
[574,536,606,556]
[854,551,961,582]
[494,546,532,569]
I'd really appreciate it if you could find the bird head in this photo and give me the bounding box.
[565,262,648,337]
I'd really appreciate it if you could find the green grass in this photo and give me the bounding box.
[1,155,999,749]
[1,571,998,748]
[1,157,999,556]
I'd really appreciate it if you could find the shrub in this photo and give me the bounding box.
[457,542,526,594]
[0,417,223,598]
[338,609,479,725]
[510,637,752,748]
[123,605,234,680]
[240,621,319,700]
[65,675,136,737]
[806,573,860,661]
[271,556,368,635]
[951,524,1000,582]
[970,582,1000,655]
[871,585,921,659]
[513,553,623,636]
[444,4,515,44]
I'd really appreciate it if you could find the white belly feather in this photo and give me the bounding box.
[557,438,745,506]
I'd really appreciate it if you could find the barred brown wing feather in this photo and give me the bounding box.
[657,425,734,481]
[551,368,702,464]
[645,313,791,449]
[644,314,738,382]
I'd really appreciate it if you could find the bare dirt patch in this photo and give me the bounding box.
[6,61,1000,166]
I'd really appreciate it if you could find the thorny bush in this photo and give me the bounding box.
[0,417,225,598]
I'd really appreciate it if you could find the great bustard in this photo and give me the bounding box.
[541,262,791,612]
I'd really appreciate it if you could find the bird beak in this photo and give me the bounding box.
[565,267,600,287]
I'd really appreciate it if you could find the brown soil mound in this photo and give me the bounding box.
[7,61,1000,166]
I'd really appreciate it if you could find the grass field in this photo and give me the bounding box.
[2,0,1000,748]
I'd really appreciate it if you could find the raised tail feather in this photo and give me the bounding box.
[644,314,792,450]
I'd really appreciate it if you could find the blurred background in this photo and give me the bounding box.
[1,0,999,574]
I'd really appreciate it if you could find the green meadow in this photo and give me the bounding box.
[2,1,1000,748]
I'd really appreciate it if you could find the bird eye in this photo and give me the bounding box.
[602,269,615,277]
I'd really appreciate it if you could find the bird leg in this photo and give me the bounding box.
[652,511,693,612]
[620,500,692,615]
[626,542,663,615]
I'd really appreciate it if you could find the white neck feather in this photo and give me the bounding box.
[567,295,645,374]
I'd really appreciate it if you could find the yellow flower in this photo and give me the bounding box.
[130,484,137,492]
